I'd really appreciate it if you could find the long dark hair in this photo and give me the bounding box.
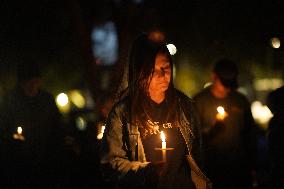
[125,33,178,137]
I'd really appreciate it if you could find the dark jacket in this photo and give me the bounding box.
[100,89,202,188]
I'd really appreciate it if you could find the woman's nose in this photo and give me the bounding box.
[157,69,166,77]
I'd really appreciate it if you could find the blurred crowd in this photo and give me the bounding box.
[0,61,114,189]
[0,58,283,189]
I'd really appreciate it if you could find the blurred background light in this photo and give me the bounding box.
[76,116,87,131]
[173,64,176,80]
[270,37,281,49]
[251,101,273,128]
[56,93,69,106]
[91,21,118,66]
[203,82,212,88]
[69,90,86,108]
[238,87,249,97]
[253,78,283,91]
[166,43,177,55]
[56,93,70,113]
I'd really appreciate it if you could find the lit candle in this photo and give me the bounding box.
[13,126,25,141]
[160,131,166,162]
[17,127,23,135]
[97,125,106,140]
[216,106,228,121]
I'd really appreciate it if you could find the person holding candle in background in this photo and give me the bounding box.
[100,33,211,189]
[193,58,258,189]
[0,59,64,188]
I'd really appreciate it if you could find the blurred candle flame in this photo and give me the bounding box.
[216,106,227,121]
[17,127,23,135]
[97,125,106,140]
[160,131,166,150]
[13,126,25,141]
[217,106,225,114]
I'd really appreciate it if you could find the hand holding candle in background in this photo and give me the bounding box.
[216,106,228,121]
[13,126,25,141]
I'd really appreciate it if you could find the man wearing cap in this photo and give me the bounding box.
[193,59,257,189]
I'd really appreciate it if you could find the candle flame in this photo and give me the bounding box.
[217,106,225,115]
[101,125,105,134]
[17,127,23,135]
[160,131,166,142]
[97,125,106,140]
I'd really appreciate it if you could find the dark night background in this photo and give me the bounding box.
[0,0,284,188]
[1,0,283,96]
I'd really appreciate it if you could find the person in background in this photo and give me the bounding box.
[193,58,257,189]
[0,60,63,188]
[100,33,211,189]
[266,85,284,189]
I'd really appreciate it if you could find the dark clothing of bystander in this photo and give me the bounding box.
[0,87,63,188]
[194,87,257,189]
[267,86,284,188]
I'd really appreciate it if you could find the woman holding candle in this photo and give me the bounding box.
[100,33,211,189]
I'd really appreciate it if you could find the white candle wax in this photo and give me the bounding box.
[160,131,167,162]
[162,141,166,149]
